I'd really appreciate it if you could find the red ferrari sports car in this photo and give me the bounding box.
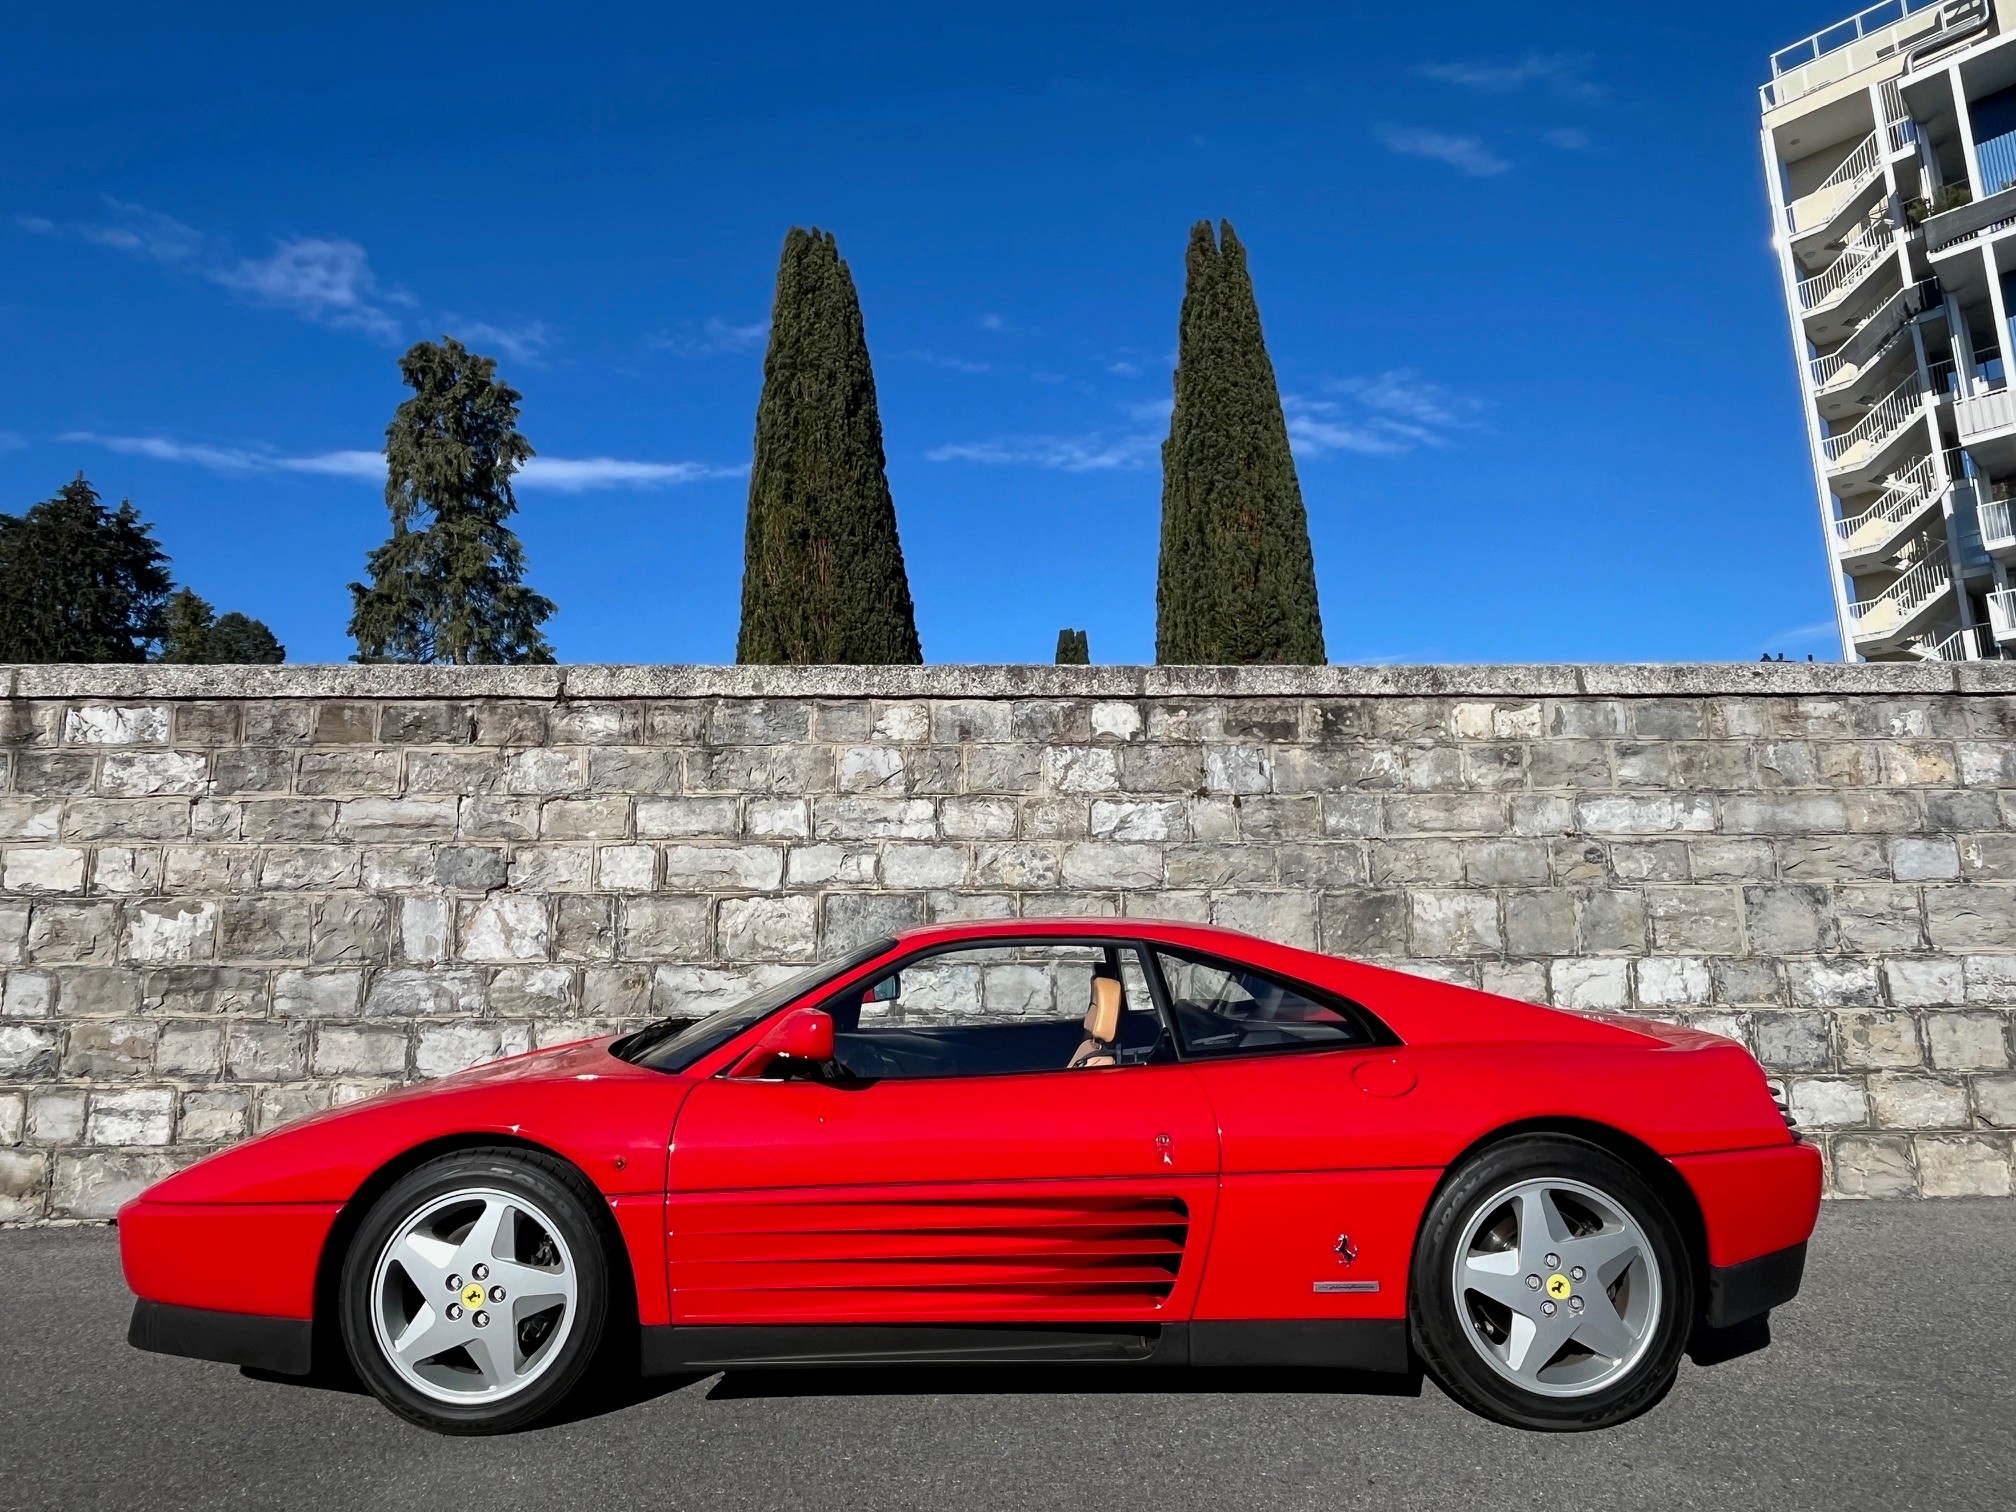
[120,918,1819,1434]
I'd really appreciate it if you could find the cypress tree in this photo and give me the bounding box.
[159,588,217,663]
[0,475,171,662]
[737,228,922,664]
[1054,628,1089,665]
[159,588,285,664]
[349,337,555,664]
[1155,220,1326,664]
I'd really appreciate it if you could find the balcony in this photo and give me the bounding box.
[1822,376,1928,480]
[1834,456,1946,565]
[1848,547,1954,646]
[1785,134,1887,240]
[1955,384,2016,439]
[1914,622,1992,659]
[1762,0,1984,113]
[1811,279,1938,394]
[1982,492,2016,554]
[1990,587,2016,640]
[1797,217,1895,316]
[1923,183,2016,253]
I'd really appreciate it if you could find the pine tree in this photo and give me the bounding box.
[1054,628,1089,664]
[159,588,285,664]
[737,228,922,664]
[349,337,555,664]
[209,613,285,664]
[1155,220,1326,665]
[0,475,172,662]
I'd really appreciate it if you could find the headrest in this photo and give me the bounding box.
[1084,975,1123,1042]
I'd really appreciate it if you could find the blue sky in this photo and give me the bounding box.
[3,1,1859,665]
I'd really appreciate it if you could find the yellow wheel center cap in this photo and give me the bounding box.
[1546,1273,1572,1300]
[461,1283,485,1310]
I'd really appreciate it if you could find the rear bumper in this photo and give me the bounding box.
[128,1299,313,1376]
[1673,1140,1824,1270]
[1705,1241,1808,1328]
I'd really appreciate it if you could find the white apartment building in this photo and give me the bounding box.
[1762,0,2016,660]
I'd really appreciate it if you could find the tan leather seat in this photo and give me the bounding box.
[1069,975,1123,1069]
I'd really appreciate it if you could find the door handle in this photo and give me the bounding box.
[1154,1132,1173,1167]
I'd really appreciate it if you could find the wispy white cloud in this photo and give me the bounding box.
[978,313,1008,332]
[20,198,542,354]
[60,432,741,491]
[1420,53,1601,100]
[904,349,993,374]
[1375,125,1509,177]
[449,319,555,366]
[1542,127,1591,151]
[1108,360,1141,377]
[926,430,1159,472]
[1760,620,1840,655]
[207,236,405,342]
[648,317,768,356]
[1123,397,1174,424]
[519,457,746,492]
[61,433,385,478]
[1284,370,1483,458]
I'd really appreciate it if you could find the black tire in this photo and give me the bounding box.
[1409,1135,1694,1432]
[339,1148,610,1434]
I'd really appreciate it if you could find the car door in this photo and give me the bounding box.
[1145,945,1440,1329]
[665,940,1220,1328]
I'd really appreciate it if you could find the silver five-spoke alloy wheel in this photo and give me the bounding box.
[1450,1176,1661,1398]
[370,1187,579,1405]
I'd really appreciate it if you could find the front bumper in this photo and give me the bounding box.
[128,1299,313,1376]
[1704,1241,1808,1328]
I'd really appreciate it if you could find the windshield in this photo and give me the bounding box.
[614,938,894,1073]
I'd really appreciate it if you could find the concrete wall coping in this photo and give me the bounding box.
[5,661,2014,701]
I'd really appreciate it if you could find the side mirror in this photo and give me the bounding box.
[730,1007,836,1078]
[772,1006,836,1062]
[862,973,900,1005]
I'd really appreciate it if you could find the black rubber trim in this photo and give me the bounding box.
[127,1298,314,1376]
[643,1323,1166,1372]
[640,1319,1411,1375]
[1705,1241,1807,1328]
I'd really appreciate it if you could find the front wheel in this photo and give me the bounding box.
[1409,1136,1694,1431]
[339,1148,609,1434]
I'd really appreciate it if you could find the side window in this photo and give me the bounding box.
[831,942,1165,1080]
[1152,949,1371,1059]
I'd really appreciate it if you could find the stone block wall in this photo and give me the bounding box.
[2,661,2013,1222]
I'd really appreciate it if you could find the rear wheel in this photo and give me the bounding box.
[1410,1136,1693,1431]
[339,1148,609,1434]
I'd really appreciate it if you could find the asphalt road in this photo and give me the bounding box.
[2,1201,2010,1512]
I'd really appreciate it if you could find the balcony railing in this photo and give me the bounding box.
[1762,0,1984,111]
[1982,493,2016,551]
[1956,384,2016,439]
[1823,376,1926,468]
[1809,279,1938,390]
[1990,586,2016,639]
[1786,134,1886,236]
[1848,547,1953,640]
[1917,623,1989,660]
[1834,455,1943,556]
[1797,215,1893,311]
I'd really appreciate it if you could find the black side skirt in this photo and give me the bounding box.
[640,1320,1410,1375]
[1705,1241,1808,1329]
[128,1299,314,1376]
